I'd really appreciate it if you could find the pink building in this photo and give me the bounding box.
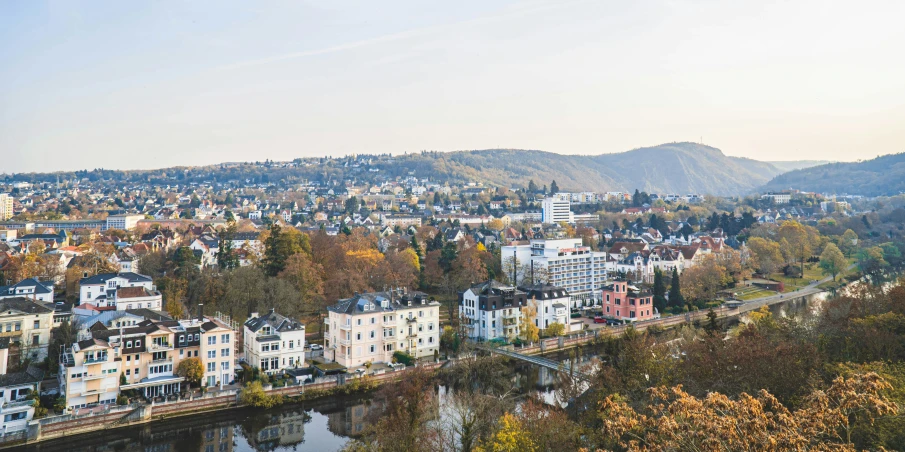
[600,279,656,322]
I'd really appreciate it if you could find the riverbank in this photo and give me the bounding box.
[4,362,442,449]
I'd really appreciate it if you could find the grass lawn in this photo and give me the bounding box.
[737,289,776,300]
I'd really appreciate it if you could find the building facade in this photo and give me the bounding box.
[243,309,306,376]
[78,272,162,311]
[502,238,612,305]
[325,289,440,369]
[600,279,657,322]
[541,198,570,224]
[0,298,55,363]
[459,281,527,341]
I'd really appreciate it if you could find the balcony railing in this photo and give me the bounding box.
[149,357,173,365]
[2,399,35,410]
[147,343,173,352]
[83,356,108,364]
[83,373,109,381]
[405,317,417,323]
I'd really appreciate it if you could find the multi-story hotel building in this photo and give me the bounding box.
[502,238,612,305]
[325,289,440,369]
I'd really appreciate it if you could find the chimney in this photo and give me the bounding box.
[251,312,259,320]
[197,304,204,322]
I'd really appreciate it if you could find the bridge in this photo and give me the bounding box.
[476,344,595,382]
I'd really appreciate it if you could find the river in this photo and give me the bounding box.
[20,291,832,452]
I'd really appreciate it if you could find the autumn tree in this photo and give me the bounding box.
[546,322,565,337]
[262,223,311,277]
[520,300,539,344]
[680,254,731,304]
[176,357,204,387]
[778,220,820,277]
[747,237,784,275]
[819,242,847,282]
[277,252,325,309]
[840,228,859,257]
[477,412,537,452]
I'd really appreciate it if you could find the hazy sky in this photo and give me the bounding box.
[2,0,904,173]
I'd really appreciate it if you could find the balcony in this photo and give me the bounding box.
[83,356,108,365]
[502,318,518,326]
[405,317,417,324]
[337,337,351,346]
[339,323,352,331]
[1,399,34,411]
[149,357,173,365]
[83,373,109,381]
[81,386,116,397]
[147,342,173,352]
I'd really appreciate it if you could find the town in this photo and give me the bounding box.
[0,160,901,449]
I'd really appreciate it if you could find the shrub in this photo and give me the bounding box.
[393,351,415,366]
[241,381,282,408]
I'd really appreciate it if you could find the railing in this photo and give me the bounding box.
[405,317,417,323]
[2,399,35,410]
[147,343,173,352]
[149,357,173,364]
[83,356,108,364]
[82,373,108,381]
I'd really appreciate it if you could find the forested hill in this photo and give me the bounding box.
[3,142,787,196]
[761,152,905,196]
[384,142,783,196]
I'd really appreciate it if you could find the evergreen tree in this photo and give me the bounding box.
[669,267,684,308]
[652,268,667,312]
[528,180,538,193]
[705,309,719,336]
[550,180,559,195]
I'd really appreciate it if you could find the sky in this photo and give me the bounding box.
[2,0,904,173]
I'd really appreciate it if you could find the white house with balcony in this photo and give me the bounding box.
[78,272,162,311]
[243,309,306,375]
[0,359,43,435]
[459,280,528,341]
[520,283,572,332]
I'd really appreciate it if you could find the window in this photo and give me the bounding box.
[207,350,216,359]
[126,369,131,375]
[14,323,20,331]
[135,340,141,347]
[207,336,216,345]
[429,337,434,344]
[179,335,185,344]
[369,344,375,354]
[207,362,215,372]
[194,334,200,342]
[221,348,230,357]
[356,333,361,341]
[221,334,229,343]
[357,319,362,326]
[369,330,375,339]
[126,356,131,362]
[33,334,39,346]
[34,320,40,329]
[288,341,294,349]
[221,361,229,370]
[370,317,376,324]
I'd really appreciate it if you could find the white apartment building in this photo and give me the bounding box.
[0,278,54,303]
[243,309,306,376]
[541,198,571,224]
[761,192,791,204]
[502,238,613,305]
[459,281,527,341]
[105,214,145,231]
[0,298,55,362]
[0,194,13,221]
[325,289,440,369]
[79,272,162,311]
[0,364,43,434]
[521,284,571,331]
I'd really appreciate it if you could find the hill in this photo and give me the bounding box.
[761,153,905,196]
[384,143,783,196]
[766,160,832,172]
[3,142,785,196]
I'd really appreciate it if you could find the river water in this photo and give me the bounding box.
[21,291,830,452]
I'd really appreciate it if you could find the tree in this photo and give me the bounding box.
[216,220,240,270]
[520,301,539,344]
[681,254,732,303]
[546,322,565,337]
[704,309,719,336]
[278,253,325,309]
[819,242,847,282]
[668,268,684,308]
[652,268,667,312]
[778,220,819,278]
[857,246,887,283]
[241,381,282,408]
[840,229,859,257]
[747,237,784,275]
[486,218,504,231]
[477,412,537,452]
[549,180,559,195]
[176,357,204,387]
[262,223,311,277]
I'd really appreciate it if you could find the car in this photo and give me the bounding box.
[388,362,405,370]
[310,344,323,351]
[593,315,606,324]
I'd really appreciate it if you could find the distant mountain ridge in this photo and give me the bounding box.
[3,142,797,196]
[766,160,832,172]
[761,153,905,196]
[385,142,784,196]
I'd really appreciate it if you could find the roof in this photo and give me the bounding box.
[76,338,109,350]
[244,309,305,334]
[328,289,435,316]
[0,366,44,388]
[0,297,55,315]
[0,278,54,297]
[520,283,569,300]
[80,272,152,285]
[116,286,154,299]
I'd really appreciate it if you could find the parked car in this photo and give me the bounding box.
[593,315,606,324]
[310,344,323,351]
[389,362,405,370]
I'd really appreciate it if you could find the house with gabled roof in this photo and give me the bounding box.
[243,309,306,375]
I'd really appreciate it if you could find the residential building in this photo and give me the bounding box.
[600,279,657,322]
[761,192,791,204]
[0,358,43,435]
[243,309,306,375]
[78,272,162,311]
[325,289,440,368]
[0,194,12,222]
[459,281,527,341]
[380,214,422,228]
[0,278,54,303]
[105,214,145,231]
[520,283,571,331]
[0,298,55,363]
[60,311,236,409]
[541,198,570,224]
